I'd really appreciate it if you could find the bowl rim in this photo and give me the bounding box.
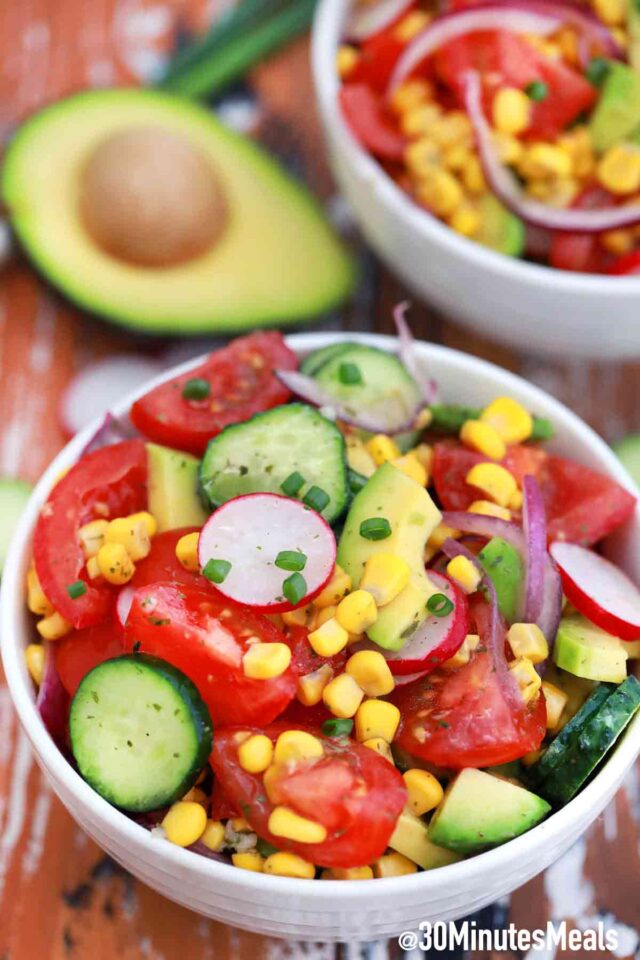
[2,330,639,903]
[311,0,640,296]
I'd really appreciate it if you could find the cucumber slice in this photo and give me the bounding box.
[0,477,32,574]
[478,536,524,623]
[300,342,353,376]
[613,434,640,487]
[525,682,613,786]
[69,654,212,812]
[536,676,640,806]
[554,615,628,683]
[199,403,348,524]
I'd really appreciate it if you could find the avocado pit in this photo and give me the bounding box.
[80,126,228,267]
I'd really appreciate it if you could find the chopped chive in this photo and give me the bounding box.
[280,471,305,496]
[427,592,454,617]
[182,377,211,401]
[359,517,392,540]
[322,718,353,738]
[338,362,363,385]
[203,558,232,584]
[275,550,307,572]
[67,580,87,600]
[303,485,330,513]
[525,80,548,101]
[282,572,306,606]
[586,56,610,87]
[347,468,368,495]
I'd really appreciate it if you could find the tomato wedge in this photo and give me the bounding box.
[607,250,640,276]
[527,57,596,140]
[392,601,546,767]
[33,440,147,630]
[431,439,546,511]
[549,187,615,274]
[339,84,407,161]
[123,582,297,726]
[211,724,407,868]
[130,332,297,456]
[54,614,124,696]
[131,527,208,589]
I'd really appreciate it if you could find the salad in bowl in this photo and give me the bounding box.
[13,318,640,889]
[338,0,640,274]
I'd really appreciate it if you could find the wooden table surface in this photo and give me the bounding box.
[0,2,638,957]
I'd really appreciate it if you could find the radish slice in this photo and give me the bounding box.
[116,586,135,627]
[60,356,163,437]
[384,572,469,675]
[347,0,414,41]
[550,541,640,641]
[197,493,336,613]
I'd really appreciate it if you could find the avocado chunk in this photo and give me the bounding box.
[476,195,525,257]
[478,536,524,623]
[389,811,462,869]
[589,62,640,151]
[337,463,442,651]
[428,768,551,854]
[554,615,628,683]
[147,443,208,533]
[1,89,354,334]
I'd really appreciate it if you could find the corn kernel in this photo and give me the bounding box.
[393,452,428,486]
[296,664,334,706]
[462,156,487,193]
[323,672,365,718]
[448,203,481,238]
[597,144,640,195]
[97,542,135,585]
[401,104,443,138]
[324,865,374,880]
[443,632,480,670]
[313,565,351,608]
[78,519,109,558]
[466,462,518,507]
[25,643,45,685]
[428,522,460,550]
[238,734,274,773]
[355,699,401,743]
[480,397,533,444]
[308,617,349,657]
[601,228,635,255]
[394,9,431,41]
[444,143,472,173]
[175,531,200,572]
[468,500,512,520]
[492,131,525,165]
[200,819,225,852]
[507,622,549,664]
[311,604,338,630]
[26,568,54,617]
[558,126,594,179]
[162,801,207,847]
[336,590,378,634]
[264,852,315,878]
[105,515,151,561]
[520,143,572,180]
[274,729,324,766]
[336,44,359,78]
[460,420,506,460]
[232,852,264,872]
[430,111,472,148]
[242,642,291,680]
[403,769,444,816]
[373,852,418,878]
[508,657,542,704]
[593,0,626,26]
[345,650,395,697]
[509,489,523,510]
[282,605,309,627]
[131,511,157,537]
[363,737,395,762]
[542,680,569,730]
[493,87,531,135]
[36,611,73,641]
[268,806,327,844]
[414,443,434,476]
[390,78,433,114]
[86,556,101,580]
[359,554,411,607]
[366,434,401,466]
[445,555,481,594]
[416,168,464,217]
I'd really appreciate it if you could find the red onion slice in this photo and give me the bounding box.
[522,475,546,623]
[393,302,438,404]
[275,369,422,434]
[347,0,414,41]
[463,70,640,232]
[80,412,137,457]
[36,643,70,751]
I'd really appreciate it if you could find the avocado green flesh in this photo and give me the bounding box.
[336,462,442,651]
[1,89,354,334]
[146,443,208,533]
[476,195,525,257]
[428,768,550,854]
[478,536,524,623]
[589,62,640,151]
[613,434,640,487]
[554,615,628,683]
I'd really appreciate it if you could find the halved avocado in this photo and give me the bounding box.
[1,89,354,334]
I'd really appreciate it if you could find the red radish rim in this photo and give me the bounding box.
[550,541,640,641]
[197,492,337,614]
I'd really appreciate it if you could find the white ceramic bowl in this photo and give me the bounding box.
[312,0,640,360]
[2,333,639,942]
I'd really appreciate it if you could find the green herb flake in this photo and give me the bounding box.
[359,517,392,540]
[303,485,330,513]
[321,718,354,738]
[525,80,548,101]
[182,377,211,401]
[275,550,307,572]
[66,580,87,600]
[203,558,232,584]
[280,471,305,496]
[338,362,363,385]
[282,571,307,606]
[427,592,454,617]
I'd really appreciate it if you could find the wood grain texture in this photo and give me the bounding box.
[0,2,638,957]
